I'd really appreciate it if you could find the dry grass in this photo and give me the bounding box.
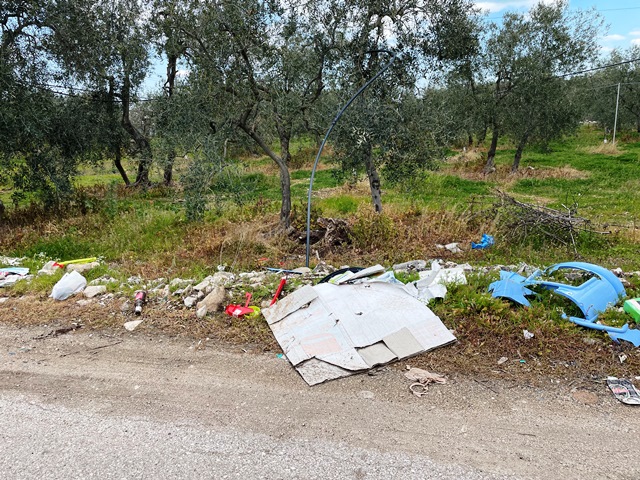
[447,161,590,186]
[583,142,623,155]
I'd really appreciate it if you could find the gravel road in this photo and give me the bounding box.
[1,324,637,479]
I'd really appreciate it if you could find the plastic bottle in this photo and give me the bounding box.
[134,290,147,315]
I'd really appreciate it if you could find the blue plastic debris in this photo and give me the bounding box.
[488,270,535,307]
[488,261,640,347]
[471,234,494,249]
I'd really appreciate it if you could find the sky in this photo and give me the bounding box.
[477,0,640,53]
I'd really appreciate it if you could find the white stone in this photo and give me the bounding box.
[197,285,226,313]
[84,285,107,298]
[184,295,198,308]
[66,262,100,274]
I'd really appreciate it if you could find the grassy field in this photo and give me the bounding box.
[1,126,639,379]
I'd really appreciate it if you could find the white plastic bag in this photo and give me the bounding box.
[50,270,87,300]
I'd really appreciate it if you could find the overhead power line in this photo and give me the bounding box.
[558,57,640,78]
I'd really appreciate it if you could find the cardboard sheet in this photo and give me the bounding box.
[263,281,456,385]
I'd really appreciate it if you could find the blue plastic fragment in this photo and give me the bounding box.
[488,270,535,306]
[488,261,640,346]
[471,234,494,250]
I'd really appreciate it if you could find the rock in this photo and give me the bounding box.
[197,285,226,313]
[76,299,92,306]
[193,276,214,292]
[184,295,198,308]
[66,262,100,274]
[127,276,143,285]
[0,298,8,304]
[392,260,427,272]
[124,320,143,332]
[292,267,312,274]
[196,305,208,319]
[170,278,193,288]
[89,276,117,286]
[211,271,235,285]
[84,285,107,298]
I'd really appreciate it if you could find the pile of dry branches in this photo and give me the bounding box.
[493,190,607,253]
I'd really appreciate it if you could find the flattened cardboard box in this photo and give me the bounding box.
[263,282,456,385]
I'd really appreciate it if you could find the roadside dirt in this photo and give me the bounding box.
[1,322,638,479]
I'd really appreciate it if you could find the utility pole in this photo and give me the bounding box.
[613,82,620,144]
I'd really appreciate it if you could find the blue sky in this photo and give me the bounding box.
[476,0,640,53]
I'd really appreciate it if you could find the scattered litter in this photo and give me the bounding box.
[38,261,58,276]
[489,262,640,346]
[263,274,456,386]
[225,292,256,318]
[0,267,29,287]
[0,256,25,266]
[606,377,640,405]
[392,260,427,272]
[276,353,285,359]
[618,353,627,364]
[436,243,459,253]
[50,271,87,300]
[623,298,640,323]
[523,329,534,340]
[270,277,287,305]
[52,257,97,269]
[519,359,526,364]
[134,290,147,315]
[471,233,494,249]
[402,261,467,303]
[124,320,143,332]
[497,356,508,365]
[404,367,446,397]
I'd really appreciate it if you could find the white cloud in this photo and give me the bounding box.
[176,69,190,78]
[602,34,625,41]
[474,0,555,14]
[631,38,640,46]
[599,46,614,53]
[629,30,640,36]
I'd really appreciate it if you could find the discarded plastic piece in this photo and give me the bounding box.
[134,290,147,315]
[50,271,87,300]
[52,257,97,269]
[0,267,30,287]
[471,233,494,249]
[318,266,363,284]
[539,262,625,321]
[490,262,626,321]
[523,329,534,340]
[225,292,255,317]
[623,298,640,324]
[265,267,303,275]
[564,315,640,346]
[403,261,467,303]
[270,277,287,306]
[607,377,640,405]
[488,270,535,306]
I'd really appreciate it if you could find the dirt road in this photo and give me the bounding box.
[1,324,637,479]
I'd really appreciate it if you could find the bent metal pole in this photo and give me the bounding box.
[304,50,398,267]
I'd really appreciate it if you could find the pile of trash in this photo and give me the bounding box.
[1,254,639,398]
